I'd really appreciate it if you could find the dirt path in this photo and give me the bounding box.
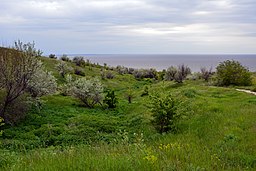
[236,89,256,96]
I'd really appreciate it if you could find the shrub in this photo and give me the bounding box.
[60,54,71,62]
[71,77,103,108]
[216,60,252,86]
[200,67,213,82]
[165,65,191,83]
[103,90,118,108]
[141,86,149,97]
[148,93,181,133]
[27,69,57,98]
[133,69,158,80]
[106,71,115,79]
[165,66,177,81]
[0,117,4,137]
[74,67,85,76]
[73,56,86,67]
[55,61,73,78]
[49,54,57,59]
[126,88,135,104]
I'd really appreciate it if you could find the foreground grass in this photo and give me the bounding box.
[1,81,256,170]
[1,57,256,170]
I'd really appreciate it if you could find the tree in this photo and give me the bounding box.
[0,41,56,124]
[165,65,191,83]
[126,87,135,104]
[73,56,86,67]
[0,43,41,123]
[165,66,177,81]
[216,60,252,86]
[27,68,57,98]
[200,67,213,82]
[71,77,103,108]
[55,61,73,78]
[148,93,181,133]
[49,54,57,59]
[60,54,71,62]
[103,90,118,108]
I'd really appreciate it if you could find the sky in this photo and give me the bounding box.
[0,0,256,54]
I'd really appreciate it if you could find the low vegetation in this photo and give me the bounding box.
[0,42,255,170]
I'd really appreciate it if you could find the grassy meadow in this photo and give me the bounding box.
[0,56,256,170]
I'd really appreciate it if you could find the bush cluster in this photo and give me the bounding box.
[216,60,252,86]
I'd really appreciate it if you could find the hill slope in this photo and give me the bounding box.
[0,55,256,170]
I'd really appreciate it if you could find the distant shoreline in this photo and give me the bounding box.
[55,54,256,72]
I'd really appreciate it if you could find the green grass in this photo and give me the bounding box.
[1,57,256,170]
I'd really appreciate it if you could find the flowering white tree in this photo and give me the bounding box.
[71,77,103,108]
[27,68,57,98]
[0,41,57,124]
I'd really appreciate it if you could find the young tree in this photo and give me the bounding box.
[200,67,213,82]
[165,65,191,83]
[73,56,86,67]
[148,93,181,133]
[71,78,103,108]
[216,60,252,86]
[174,64,191,83]
[55,61,73,78]
[141,85,149,96]
[126,87,135,104]
[165,66,177,81]
[103,90,118,108]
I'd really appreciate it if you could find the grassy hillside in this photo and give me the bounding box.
[1,56,256,170]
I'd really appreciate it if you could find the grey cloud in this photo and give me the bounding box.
[0,0,256,54]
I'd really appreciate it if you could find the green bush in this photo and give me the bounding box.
[148,93,181,133]
[216,60,252,86]
[141,86,149,96]
[103,90,118,108]
[0,117,4,137]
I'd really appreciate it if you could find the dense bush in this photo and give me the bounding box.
[73,56,86,67]
[27,69,57,98]
[55,61,73,78]
[103,90,118,108]
[70,77,103,108]
[133,69,158,80]
[165,65,191,83]
[141,86,149,96]
[60,54,71,62]
[74,67,85,76]
[200,67,213,82]
[216,60,252,86]
[49,54,57,59]
[106,71,115,79]
[148,93,181,133]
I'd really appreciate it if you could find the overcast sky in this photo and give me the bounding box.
[1,0,256,54]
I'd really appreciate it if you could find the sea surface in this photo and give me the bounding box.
[66,54,256,72]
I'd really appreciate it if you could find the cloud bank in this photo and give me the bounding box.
[1,0,256,54]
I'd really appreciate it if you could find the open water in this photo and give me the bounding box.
[67,54,256,72]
